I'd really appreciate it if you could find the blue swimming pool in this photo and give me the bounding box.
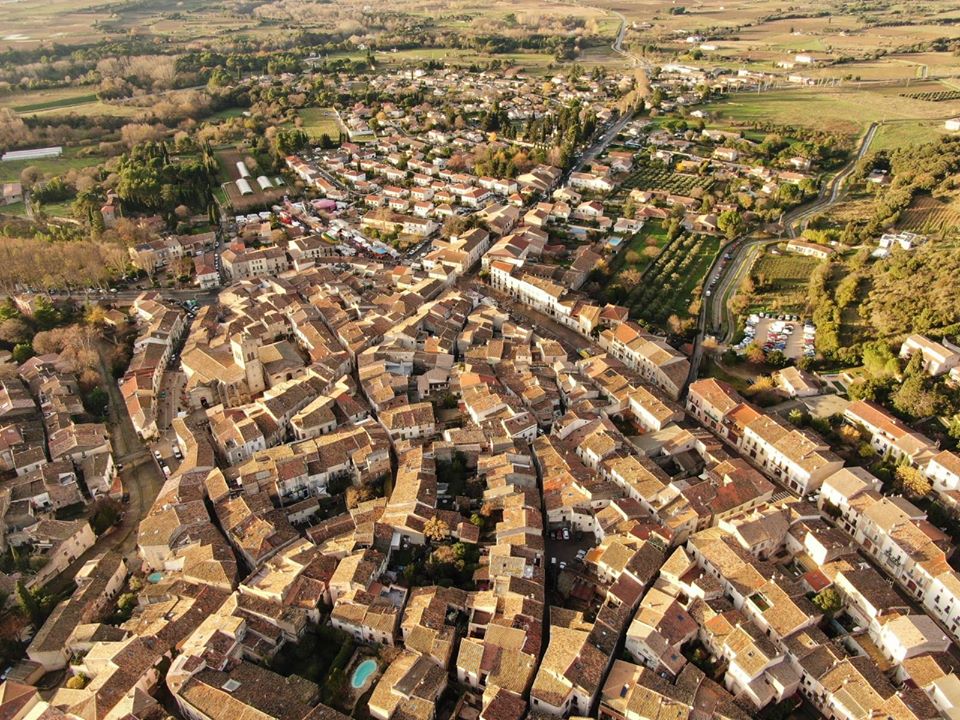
[147,572,164,583]
[350,659,377,689]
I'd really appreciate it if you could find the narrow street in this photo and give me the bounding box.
[94,340,163,556]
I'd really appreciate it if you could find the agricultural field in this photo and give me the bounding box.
[621,232,721,328]
[606,163,713,215]
[749,249,821,314]
[2,86,100,114]
[900,90,960,102]
[0,0,110,49]
[0,147,105,184]
[215,149,288,212]
[897,193,960,233]
[607,0,960,64]
[711,85,960,137]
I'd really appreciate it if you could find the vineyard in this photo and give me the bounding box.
[899,90,960,102]
[605,163,714,214]
[897,193,960,232]
[622,233,721,327]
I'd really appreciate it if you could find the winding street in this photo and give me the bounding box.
[686,121,880,386]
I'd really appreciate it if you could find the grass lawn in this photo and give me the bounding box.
[0,201,26,217]
[608,220,670,275]
[39,200,75,219]
[206,107,248,122]
[870,120,951,152]
[299,107,342,139]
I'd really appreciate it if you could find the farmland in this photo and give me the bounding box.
[753,252,821,287]
[618,232,721,329]
[3,86,101,114]
[711,85,960,137]
[897,194,960,233]
[605,163,714,215]
[900,90,960,103]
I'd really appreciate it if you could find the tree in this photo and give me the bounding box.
[423,517,450,543]
[891,374,949,420]
[66,673,89,690]
[745,343,766,364]
[90,498,122,535]
[12,343,34,364]
[895,465,932,498]
[0,318,30,345]
[16,580,42,626]
[83,387,109,419]
[812,587,843,617]
[717,210,745,241]
[861,340,899,378]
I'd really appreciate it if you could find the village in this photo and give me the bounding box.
[1,55,960,720]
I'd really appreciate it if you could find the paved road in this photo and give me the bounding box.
[686,122,880,386]
[783,121,879,239]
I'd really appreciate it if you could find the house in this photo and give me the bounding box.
[876,614,950,663]
[625,586,696,676]
[785,239,834,261]
[378,402,436,441]
[843,400,937,466]
[739,413,843,495]
[773,366,820,398]
[2,182,23,205]
[368,650,447,720]
[900,334,960,376]
[926,450,960,502]
[599,322,690,400]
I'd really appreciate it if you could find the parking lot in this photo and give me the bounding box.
[736,313,815,360]
[545,528,596,573]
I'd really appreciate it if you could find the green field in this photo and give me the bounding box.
[0,147,104,183]
[747,248,821,313]
[870,121,951,152]
[299,107,342,139]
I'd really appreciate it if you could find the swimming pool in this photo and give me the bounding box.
[350,659,377,689]
[147,572,164,583]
